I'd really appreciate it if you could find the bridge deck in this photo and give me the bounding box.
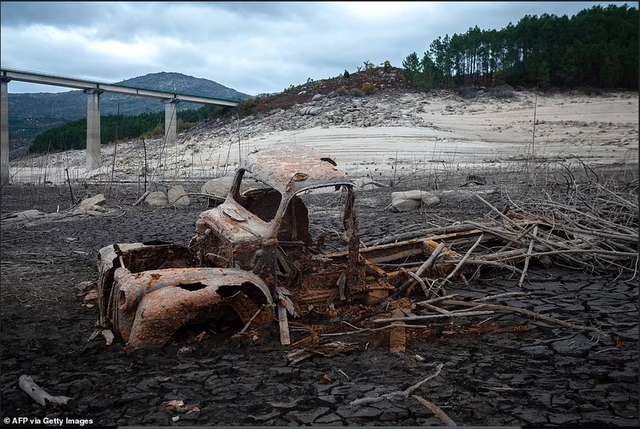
[0,68,240,107]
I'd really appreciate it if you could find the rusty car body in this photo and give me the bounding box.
[97,147,451,349]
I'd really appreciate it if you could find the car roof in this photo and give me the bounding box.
[240,146,354,194]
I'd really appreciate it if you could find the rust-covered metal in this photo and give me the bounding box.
[189,146,369,310]
[239,146,352,194]
[96,148,454,349]
[97,243,273,350]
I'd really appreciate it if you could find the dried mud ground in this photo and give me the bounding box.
[1,181,638,427]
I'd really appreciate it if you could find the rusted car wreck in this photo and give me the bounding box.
[96,148,448,349]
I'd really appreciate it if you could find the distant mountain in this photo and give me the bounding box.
[7,72,251,158]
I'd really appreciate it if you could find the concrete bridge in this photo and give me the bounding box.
[0,68,240,185]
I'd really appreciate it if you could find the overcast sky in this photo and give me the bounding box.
[1,1,620,95]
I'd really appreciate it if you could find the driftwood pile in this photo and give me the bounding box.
[373,186,636,334]
[283,181,637,424]
[374,191,637,283]
[291,182,638,352]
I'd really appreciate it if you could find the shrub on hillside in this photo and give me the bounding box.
[457,87,479,100]
[238,98,259,116]
[351,88,365,97]
[177,120,196,132]
[363,60,375,71]
[336,86,349,96]
[143,124,163,139]
[487,84,515,99]
[361,83,377,95]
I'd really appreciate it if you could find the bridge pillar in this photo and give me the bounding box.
[1,78,9,185]
[164,99,178,146]
[85,89,102,171]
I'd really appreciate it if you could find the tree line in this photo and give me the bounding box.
[29,105,227,154]
[403,4,638,90]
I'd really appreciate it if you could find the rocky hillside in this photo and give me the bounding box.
[240,66,409,114]
[8,72,250,157]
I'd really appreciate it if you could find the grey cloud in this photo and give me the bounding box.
[1,2,617,95]
[1,2,106,27]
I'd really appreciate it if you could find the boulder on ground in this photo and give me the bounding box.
[201,175,269,198]
[201,176,234,197]
[76,194,106,214]
[391,190,441,212]
[300,106,321,116]
[422,195,441,207]
[145,191,168,207]
[168,185,190,206]
[391,198,421,212]
[312,94,325,102]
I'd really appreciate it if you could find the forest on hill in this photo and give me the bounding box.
[403,4,638,90]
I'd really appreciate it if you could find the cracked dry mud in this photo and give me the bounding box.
[1,183,638,426]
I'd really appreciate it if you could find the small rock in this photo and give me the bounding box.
[201,176,233,197]
[391,198,421,212]
[300,106,321,116]
[76,194,106,214]
[390,190,441,212]
[312,94,325,102]
[145,191,168,207]
[167,185,190,206]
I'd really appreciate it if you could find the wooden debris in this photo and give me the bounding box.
[100,329,114,346]
[287,341,357,365]
[18,375,71,407]
[350,363,444,406]
[234,307,263,337]
[277,304,291,346]
[161,399,187,413]
[373,310,495,324]
[133,191,151,206]
[411,394,456,426]
[442,299,611,339]
[518,225,538,286]
[389,309,406,353]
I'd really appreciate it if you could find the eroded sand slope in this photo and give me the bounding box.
[10,90,638,183]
